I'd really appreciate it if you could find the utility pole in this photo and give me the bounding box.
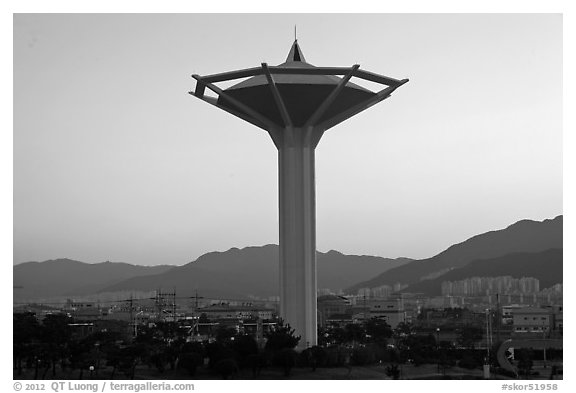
[484,308,492,379]
[436,327,441,374]
[496,293,501,344]
[155,288,161,320]
[155,288,177,323]
[192,290,205,337]
[485,308,493,359]
[194,290,205,311]
[172,287,177,323]
[542,312,549,369]
[128,294,135,338]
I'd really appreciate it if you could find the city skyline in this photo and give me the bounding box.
[13,14,562,265]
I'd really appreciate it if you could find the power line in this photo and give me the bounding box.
[13,295,280,307]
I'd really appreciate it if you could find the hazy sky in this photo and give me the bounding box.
[13,13,562,266]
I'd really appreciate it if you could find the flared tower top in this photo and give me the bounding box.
[191,39,408,131]
[226,40,372,91]
[219,40,375,126]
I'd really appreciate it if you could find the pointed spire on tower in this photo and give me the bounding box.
[286,39,306,63]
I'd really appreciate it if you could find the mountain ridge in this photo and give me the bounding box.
[14,215,562,301]
[13,259,175,300]
[400,248,563,296]
[345,215,562,294]
[14,258,176,268]
[100,246,412,298]
[14,247,411,300]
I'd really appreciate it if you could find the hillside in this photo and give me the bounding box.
[14,215,562,301]
[101,245,411,298]
[13,259,174,300]
[401,248,563,296]
[346,215,562,294]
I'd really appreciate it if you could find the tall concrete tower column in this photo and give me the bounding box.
[190,39,408,351]
[278,127,319,348]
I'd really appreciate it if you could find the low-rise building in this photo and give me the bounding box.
[551,305,563,334]
[198,303,275,321]
[501,304,529,325]
[512,307,552,335]
[367,299,405,328]
[317,295,352,327]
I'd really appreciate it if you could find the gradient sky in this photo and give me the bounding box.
[13,13,562,266]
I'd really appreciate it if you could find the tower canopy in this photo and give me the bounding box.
[218,41,376,127]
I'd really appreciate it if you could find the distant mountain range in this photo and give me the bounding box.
[13,246,411,300]
[401,248,562,296]
[14,215,562,301]
[345,215,562,294]
[13,260,173,300]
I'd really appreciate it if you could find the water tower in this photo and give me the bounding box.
[190,39,408,349]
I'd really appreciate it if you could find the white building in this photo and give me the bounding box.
[512,307,552,334]
[367,299,405,328]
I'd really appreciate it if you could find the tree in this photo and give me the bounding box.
[394,322,413,337]
[41,314,72,346]
[350,345,376,365]
[178,341,204,376]
[13,313,40,343]
[205,341,236,369]
[181,341,204,356]
[458,353,482,369]
[213,358,239,379]
[272,348,297,377]
[457,326,483,349]
[301,345,327,371]
[402,334,437,365]
[231,334,258,361]
[344,323,365,344]
[116,345,145,380]
[516,349,534,378]
[80,330,122,376]
[105,346,122,379]
[39,314,73,378]
[385,363,400,379]
[13,313,41,376]
[265,319,300,351]
[148,343,169,373]
[178,352,203,376]
[322,326,347,345]
[365,318,393,343]
[246,352,270,378]
[68,340,97,379]
[215,326,236,343]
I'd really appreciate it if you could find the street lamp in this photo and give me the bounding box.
[436,328,440,374]
[542,326,548,369]
[94,342,100,376]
